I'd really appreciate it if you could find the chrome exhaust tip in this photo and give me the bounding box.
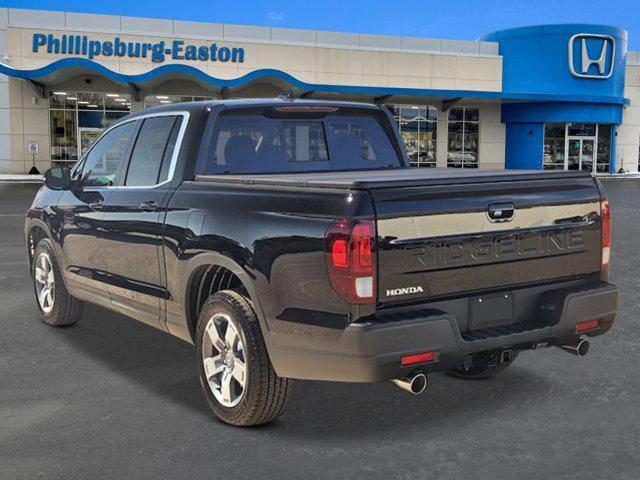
[558,339,590,357]
[391,371,428,395]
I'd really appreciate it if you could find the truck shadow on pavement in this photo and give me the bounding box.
[57,304,553,439]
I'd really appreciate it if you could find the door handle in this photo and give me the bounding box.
[89,201,104,211]
[140,200,158,212]
[487,202,515,223]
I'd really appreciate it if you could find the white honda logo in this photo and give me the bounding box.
[385,286,424,297]
[568,33,615,79]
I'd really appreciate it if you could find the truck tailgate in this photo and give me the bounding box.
[374,174,602,305]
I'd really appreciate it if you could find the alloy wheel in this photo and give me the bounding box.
[34,252,55,314]
[201,313,247,408]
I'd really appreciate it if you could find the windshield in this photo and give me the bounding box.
[199,109,404,174]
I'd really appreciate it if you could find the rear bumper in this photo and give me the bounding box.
[267,281,618,382]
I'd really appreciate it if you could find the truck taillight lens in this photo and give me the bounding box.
[325,220,376,304]
[601,198,611,269]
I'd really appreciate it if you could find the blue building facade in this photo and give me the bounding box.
[482,24,629,173]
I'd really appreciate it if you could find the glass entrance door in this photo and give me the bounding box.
[545,123,612,174]
[580,139,594,173]
[566,137,596,173]
[567,138,580,170]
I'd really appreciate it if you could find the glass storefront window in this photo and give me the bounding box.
[567,124,596,137]
[447,107,479,168]
[543,123,566,170]
[50,109,77,161]
[105,93,132,111]
[49,91,131,163]
[388,105,437,168]
[543,123,612,173]
[50,91,77,109]
[596,124,612,173]
[144,95,215,108]
[76,92,105,109]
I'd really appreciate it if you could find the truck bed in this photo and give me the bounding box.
[197,165,602,311]
[196,168,590,190]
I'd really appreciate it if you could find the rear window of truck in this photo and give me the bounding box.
[199,108,403,174]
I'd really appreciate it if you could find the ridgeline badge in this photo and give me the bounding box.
[32,33,245,64]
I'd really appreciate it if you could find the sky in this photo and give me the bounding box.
[2,0,640,49]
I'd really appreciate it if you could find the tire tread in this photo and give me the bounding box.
[33,239,84,327]
[197,290,292,426]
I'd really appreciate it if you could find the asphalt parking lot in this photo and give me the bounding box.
[1,178,639,480]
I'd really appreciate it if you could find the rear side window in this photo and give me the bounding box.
[201,109,402,174]
[125,116,182,186]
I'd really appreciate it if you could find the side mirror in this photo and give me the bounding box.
[44,166,72,190]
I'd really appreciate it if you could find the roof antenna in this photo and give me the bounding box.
[278,89,295,102]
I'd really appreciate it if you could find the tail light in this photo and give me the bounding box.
[325,220,376,304]
[601,198,611,270]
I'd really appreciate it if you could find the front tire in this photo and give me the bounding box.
[32,238,84,327]
[196,290,293,426]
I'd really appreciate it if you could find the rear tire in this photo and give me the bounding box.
[448,350,519,379]
[32,238,84,327]
[196,290,293,426]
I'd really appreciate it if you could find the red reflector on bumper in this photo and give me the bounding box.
[401,351,436,367]
[576,320,600,333]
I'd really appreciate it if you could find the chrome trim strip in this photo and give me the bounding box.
[378,202,600,242]
[389,219,597,246]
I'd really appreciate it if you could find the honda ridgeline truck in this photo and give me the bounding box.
[26,99,618,426]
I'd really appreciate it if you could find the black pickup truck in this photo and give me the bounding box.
[26,99,618,426]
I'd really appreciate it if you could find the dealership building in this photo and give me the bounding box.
[0,7,639,174]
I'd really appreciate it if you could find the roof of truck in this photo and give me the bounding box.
[129,98,382,118]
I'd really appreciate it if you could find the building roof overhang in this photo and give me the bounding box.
[0,58,630,106]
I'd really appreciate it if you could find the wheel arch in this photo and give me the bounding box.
[26,218,75,295]
[25,218,57,266]
[182,252,268,344]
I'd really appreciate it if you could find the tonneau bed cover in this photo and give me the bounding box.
[195,169,591,190]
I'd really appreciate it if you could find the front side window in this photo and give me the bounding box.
[80,122,137,187]
[202,109,402,174]
[447,107,479,168]
[125,116,182,186]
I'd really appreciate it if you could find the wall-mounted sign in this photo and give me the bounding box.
[26,140,39,156]
[32,33,245,64]
[568,34,615,79]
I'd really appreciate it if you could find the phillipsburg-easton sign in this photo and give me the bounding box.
[32,33,245,64]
